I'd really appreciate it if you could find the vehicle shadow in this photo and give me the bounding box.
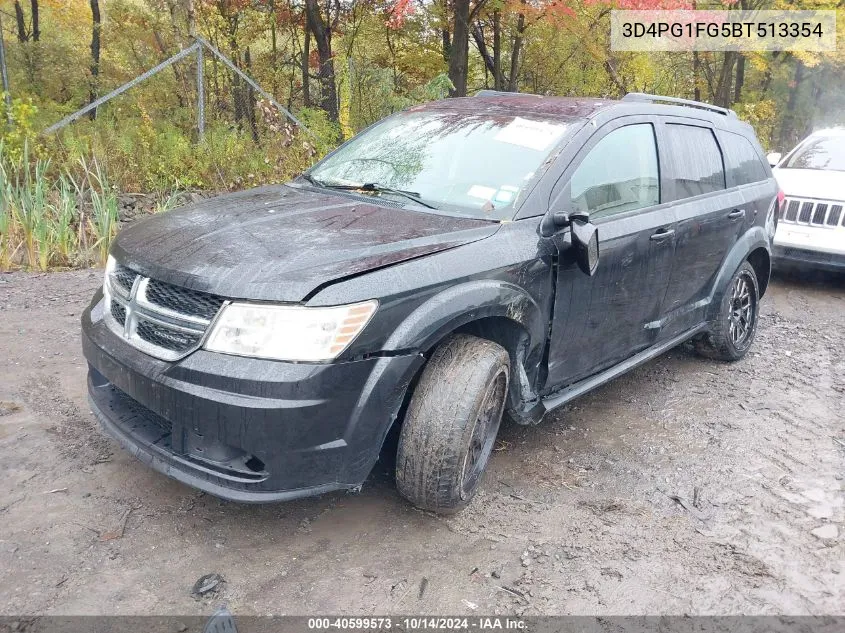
[771,266,845,291]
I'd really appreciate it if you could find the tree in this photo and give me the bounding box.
[13,1,27,42]
[30,0,39,42]
[89,0,101,120]
[304,0,339,122]
[10,1,40,43]
[448,0,470,96]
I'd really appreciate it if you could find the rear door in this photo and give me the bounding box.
[544,117,677,390]
[717,128,775,232]
[656,119,746,339]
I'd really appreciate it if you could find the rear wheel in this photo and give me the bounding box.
[695,261,760,361]
[395,334,509,514]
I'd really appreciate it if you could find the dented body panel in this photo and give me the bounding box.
[82,94,776,502]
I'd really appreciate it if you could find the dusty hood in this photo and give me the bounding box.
[112,184,498,302]
[773,168,845,203]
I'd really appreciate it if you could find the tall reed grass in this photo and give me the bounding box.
[0,143,140,271]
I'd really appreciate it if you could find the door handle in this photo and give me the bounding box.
[650,228,675,242]
[728,209,746,220]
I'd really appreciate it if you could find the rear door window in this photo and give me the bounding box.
[569,123,660,219]
[721,133,768,186]
[665,124,726,200]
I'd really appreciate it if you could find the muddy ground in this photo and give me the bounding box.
[0,269,843,616]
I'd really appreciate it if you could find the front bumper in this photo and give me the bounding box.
[82,292,423,502]
[772,245,845,272]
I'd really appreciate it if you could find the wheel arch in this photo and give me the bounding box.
[380,281,548,438]
[383,280,546,364]
[706,228,771,322]
[746,246,771,297]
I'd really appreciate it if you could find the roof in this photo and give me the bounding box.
[808,127,845,138]
[406,92,747,130]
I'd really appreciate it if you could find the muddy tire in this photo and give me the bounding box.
[695,260,760,361]
[395,334,509,514]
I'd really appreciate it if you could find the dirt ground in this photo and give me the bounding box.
[0,268,843,616]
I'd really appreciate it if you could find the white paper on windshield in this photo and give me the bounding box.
[494,189,515,204]
[467,184,497,200]
[495,118,567,152]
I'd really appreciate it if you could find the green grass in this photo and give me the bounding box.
[0,106,325,271]
[0,142,120,270]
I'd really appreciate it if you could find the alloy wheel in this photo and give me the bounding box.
[460,369,507,498]
[728,272,754,348]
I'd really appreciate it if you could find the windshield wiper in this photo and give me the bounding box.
[302,178,439,210]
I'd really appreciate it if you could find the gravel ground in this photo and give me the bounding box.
[0,268,842,616]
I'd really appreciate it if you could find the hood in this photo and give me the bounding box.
[112,185,498,302]
[772,168,845,203]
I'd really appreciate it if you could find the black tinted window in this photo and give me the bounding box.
[722,133,767,185]
[665,124,725,200]
[570,123,659,219]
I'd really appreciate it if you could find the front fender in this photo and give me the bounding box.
[383,280,546,363]
[706,226,771,322]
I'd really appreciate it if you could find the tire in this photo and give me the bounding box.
[695,260,760,361]
[395,334,510,514]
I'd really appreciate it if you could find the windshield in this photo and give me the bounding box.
[307,110,571,219]
[783,137,845,171]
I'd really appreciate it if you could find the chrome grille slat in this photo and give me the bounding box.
[104,265,226,361]
[781,197,845,228]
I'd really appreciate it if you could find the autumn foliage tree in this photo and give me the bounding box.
[0,0,842,193]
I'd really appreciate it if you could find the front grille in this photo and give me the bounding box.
[145,279,225,320]
[136,320,203,353]
[111,302,127,326]
[104,265,227,361]
[784,200,799,221]
[113,267,137,295]
[781,197,845,228]
[798,201,813,223]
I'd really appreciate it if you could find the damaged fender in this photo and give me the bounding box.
[381,279,548,422]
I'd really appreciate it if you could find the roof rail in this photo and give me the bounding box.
[474,89,543,98]
[622,92,737,118]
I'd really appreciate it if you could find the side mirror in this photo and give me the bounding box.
[570,215,599,276]
[766,152,782,167]
[540,210,571,237]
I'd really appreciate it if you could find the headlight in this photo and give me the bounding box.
[204,300,378,362]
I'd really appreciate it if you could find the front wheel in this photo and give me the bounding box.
[395,334,509,514]
[695,260,760,361]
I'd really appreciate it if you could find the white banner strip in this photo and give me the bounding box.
[611,10,837,52]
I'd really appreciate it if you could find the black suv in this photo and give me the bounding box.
[82,92,779,513]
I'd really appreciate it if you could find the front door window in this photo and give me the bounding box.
[570,123,660,219]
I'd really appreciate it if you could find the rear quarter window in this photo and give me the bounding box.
[665,124,726,201]
[721,132,768,186]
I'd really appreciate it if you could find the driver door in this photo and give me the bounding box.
[543,117,677,391]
